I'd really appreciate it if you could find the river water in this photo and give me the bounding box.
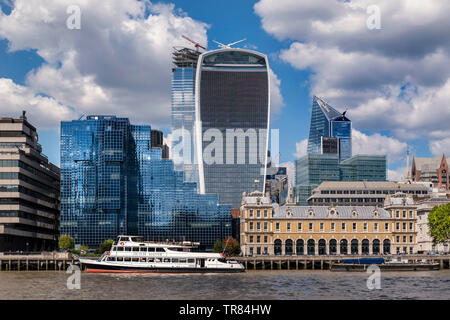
[0,270,449,300]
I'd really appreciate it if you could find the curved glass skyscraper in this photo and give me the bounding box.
[195,49,270,209]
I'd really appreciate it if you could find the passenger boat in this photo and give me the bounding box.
[79,235,245,273]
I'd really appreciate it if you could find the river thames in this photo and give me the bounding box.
[0,270,449,300]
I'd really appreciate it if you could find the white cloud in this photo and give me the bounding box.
[0,0,285,131]
[388,166,407,182]
[352,129,406,164]
[0,78,76,129]
[0,0,208,128]
[256,0,450,156]
[293,138,308,158]
[269,68,284,115]
[429,138,450,157]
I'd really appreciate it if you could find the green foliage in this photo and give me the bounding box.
[96,239,115,254]
[58,234,74,250]
[213,239,223,253]
[223,237,241,257]
[428,203,450,244]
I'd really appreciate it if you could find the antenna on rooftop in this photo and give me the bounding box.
[213,38,247,49]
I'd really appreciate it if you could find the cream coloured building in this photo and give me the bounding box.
[240,191,402,257]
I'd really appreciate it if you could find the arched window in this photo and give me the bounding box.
[307,239,315,255]
[296,239,304,256]
[351,239,359,255]
[362,239,370,255]
[373,239,381,255]
[383,239,391,254]
[318,239,327,255]
[274,239,282,255]
[329,239,337,255]
[285,239,293,256]
[340,239,348,255]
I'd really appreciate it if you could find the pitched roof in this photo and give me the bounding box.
[313,96,343,121]
[273,205,390,219]
[413,155,445,172]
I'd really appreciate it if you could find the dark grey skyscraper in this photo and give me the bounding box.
[195,48,270,209]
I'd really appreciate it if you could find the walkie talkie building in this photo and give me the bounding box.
[195,49,270,209]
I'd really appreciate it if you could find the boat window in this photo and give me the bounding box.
[107,257,116,262]
[163,258,171,263]
[148,258,154,263]
[111,247,116,251]
[188,259,195,263]
[172,258,179,263]
[139,247,147,252]
[148,247,155,252]
[117,257,123,262]
[219,258,226,263]
[155,258,161,262]
[124,258,131,262]
[125,247,131,252]
[132,258,139,262]
[119,237,129,242]
[130,237,142,242]
[132,247,139,252]
[116,247,124,251]
[179,259,187,263]
[156,248,165,252]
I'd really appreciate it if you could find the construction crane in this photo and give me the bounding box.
[182,35,206,52]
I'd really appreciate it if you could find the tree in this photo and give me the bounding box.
[223,237,241,257]
[428,203,450,244]
[213,239,223,253]
[58,234,74,251]
[96,239,115,254]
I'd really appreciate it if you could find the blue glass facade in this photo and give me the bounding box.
[295,154,387,205]
[171,48,200,184]
[307,96,352,162]
[61,116,230,249]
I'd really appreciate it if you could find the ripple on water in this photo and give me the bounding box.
[0,270,449,300]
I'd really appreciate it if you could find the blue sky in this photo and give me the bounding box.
[1,0,449,182]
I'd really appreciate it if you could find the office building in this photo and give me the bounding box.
[308,181,430,206]
[339,155,387,181]
[411,155,449,189]
[307,96,352,162]
[61,115,230,249]
[171,47,201,183]
[0,112,60,252]
[295,154,340,205]
[295,154,387,205]
[416,198,450,254]
[195,48,270,209]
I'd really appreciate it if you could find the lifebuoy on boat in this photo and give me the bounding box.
[120,242,124,246]
[106,251,110,255]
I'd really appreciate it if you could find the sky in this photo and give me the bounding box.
[1,0,449,184]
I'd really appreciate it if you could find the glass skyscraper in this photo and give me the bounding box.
[171,48,201,184]
[307,96,352,162]
[61,116,230,249]
[195,48,270,209]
